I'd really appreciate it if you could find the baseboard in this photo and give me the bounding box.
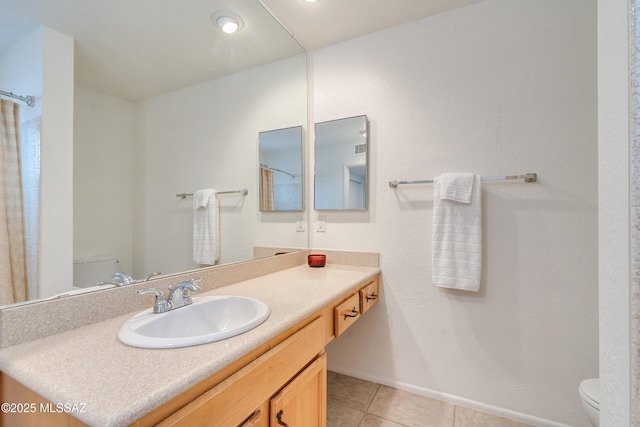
[327,365,572,427]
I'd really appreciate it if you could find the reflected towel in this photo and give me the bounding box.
[193,189,219,265]
[432,173,482,291]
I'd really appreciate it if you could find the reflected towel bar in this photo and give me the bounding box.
[176,189,249,199]
[389,173,537,188]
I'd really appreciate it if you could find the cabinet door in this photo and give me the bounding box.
[270,353,326,427]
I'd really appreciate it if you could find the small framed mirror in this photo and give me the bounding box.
[259,126,304,212]
[314,115,368,210]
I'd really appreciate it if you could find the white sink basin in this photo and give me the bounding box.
[117,295,270,349]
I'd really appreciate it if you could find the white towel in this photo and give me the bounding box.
[436,173,475,203]
[432,173,482,291]
[193,189,219,265]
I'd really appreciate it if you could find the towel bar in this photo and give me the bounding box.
[176,189,249,199]
[389,173,537,188]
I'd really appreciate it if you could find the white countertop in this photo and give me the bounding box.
[0,264,380,427]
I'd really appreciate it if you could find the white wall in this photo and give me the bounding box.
[39,27,74,298]
[133,54,307,277]
[312,1,598,425]
[598,0,631,425]
[0,28,43,122]
[74,85,135,279]
[0,27,74,298]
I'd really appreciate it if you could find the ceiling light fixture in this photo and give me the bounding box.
[211,11,244,34]
[304,0,318,2]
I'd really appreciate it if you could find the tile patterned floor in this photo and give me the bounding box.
[327,371,534,427]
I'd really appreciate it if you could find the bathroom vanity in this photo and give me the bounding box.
[0,257,380,427]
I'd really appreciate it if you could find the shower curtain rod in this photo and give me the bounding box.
[260,163,296,179]
[0,90,35,108]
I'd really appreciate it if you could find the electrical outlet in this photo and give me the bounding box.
[296,216,305,232]
[317,215,326,232]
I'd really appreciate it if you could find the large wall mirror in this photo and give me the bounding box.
[259,126,304,212]
[0,0,308,308]
[314,115,368,210]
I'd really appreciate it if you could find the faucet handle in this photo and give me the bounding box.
[138,288,171,313]
[189,277,202,292]
[138,287,166,299]
[175,277,202,293]
[113,272,135,285]
[167,278,202,309]
[188,277,202,287]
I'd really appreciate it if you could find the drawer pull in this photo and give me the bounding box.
[344,307,359,319]
[276,410,290,426]
[240,410,261,426]
[366,292,378,302]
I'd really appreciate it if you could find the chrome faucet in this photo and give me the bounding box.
[96,280,125,287]
[143,272,163,281]
[113,272,134,285]
[113,271,163,286]
[167,278,202,310]
[138,288,171,313]
[138,278,202,314]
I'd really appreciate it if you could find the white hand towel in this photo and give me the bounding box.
[437,173,476,203]
[432,173,482,291]
[193,189,219,265]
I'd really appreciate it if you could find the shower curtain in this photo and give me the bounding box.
[0,99,29,305]
[260,167,274,211]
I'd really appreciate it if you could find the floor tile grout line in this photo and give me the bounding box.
[329,371,534,427]
[365,383,381,413]
[362,383,414,427]
[452,404,457,427]
[356,383,380,427]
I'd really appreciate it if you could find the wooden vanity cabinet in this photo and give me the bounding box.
[158,274,379,427]
[157,316,326,427]
[0,273,380,427]
[226,354,327,427]
[331,275,379,339]
[239,402,269,427]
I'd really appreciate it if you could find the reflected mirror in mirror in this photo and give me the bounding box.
[0,0,308,308]
[314,115,368,210]
[259,126,304,212]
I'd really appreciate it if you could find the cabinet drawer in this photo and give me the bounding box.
[239,402,268,427]
[334,293,361,337]
[359,277,379,315]
[158,316,325,426]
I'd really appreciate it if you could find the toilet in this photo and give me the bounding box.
[579,378,600,426]
[73,255,118,288]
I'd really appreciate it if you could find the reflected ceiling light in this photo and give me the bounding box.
[211,11,244,34]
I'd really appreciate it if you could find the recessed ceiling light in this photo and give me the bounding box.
[303,0,318,3]
[211,11,244,34]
